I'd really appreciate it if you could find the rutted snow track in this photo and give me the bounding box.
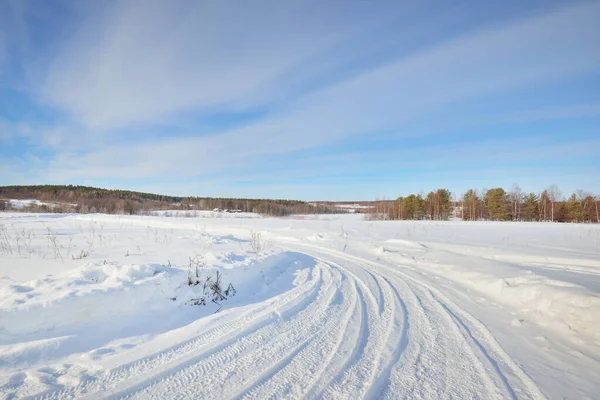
[279,244,545,400]
[26,248,543,399]
[4,214,599,399]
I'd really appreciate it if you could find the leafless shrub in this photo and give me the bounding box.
[202,275,212,294]
[21,228,34,256]
[15,232,21,255]
[46,227,63,262]
[186,297,206,306]
[225,283,236,297]
[187,264,196,286]
[72,249,90,260]
[66,237,74,259]
[84,235,95,256]
[211,271,226,302]
[187,255,205,285]
[176,257,236,307]
[250,230,263,255]
[0,225,13,255]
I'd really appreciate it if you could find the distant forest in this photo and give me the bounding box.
[0,185,349,216]
[370,185,599,223]
[1,185,598,223]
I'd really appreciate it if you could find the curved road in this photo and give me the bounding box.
[37,242,545,400]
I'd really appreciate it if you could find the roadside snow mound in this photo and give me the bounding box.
[78,263,162,284]
[472,273,600,341]
[0,251,313,361]
[0,263,174,340]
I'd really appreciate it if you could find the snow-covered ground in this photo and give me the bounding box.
[0,213,599,399]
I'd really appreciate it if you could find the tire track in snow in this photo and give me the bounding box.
[373,261,546,399]
[435,296,518,399]
[318,259,397,399]
[283,241,545,399]
[36,262,325,399]
[31,237,546,399]
[310,250,500,399]
[428,289,546,399]
[235,272,358,399]
[382,272,505,399]
[362,275,410,400]
[126,265,346,399]
[303,278,368,399]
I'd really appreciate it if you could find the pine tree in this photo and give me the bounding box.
[404,194,426,220]
[521,192,539,221]
[485,188,511,221]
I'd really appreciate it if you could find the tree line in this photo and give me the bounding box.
[385,185,599,223]
[2,184,598,222]
[0,185,344,216]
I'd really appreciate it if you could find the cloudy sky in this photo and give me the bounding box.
[1,0,599,200]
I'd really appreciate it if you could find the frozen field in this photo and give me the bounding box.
[1,212,599,399]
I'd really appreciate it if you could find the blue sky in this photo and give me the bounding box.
[0,0,599,201]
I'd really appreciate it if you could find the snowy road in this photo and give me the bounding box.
[1,213,599,399]
[29,247,542,399]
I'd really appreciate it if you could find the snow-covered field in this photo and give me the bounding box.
[1,213,599,399]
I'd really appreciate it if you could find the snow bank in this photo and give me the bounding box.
[432,264,600,342]
[0,249,314,371]
[376,234,600,347]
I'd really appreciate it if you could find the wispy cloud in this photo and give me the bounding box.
[41,0,396,129]
[41,1,600,131]
[498,103,600,123]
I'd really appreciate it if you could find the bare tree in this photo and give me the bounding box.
[539,190,548,221]
[547,185,562,222]
[596,194,600,224]
[510,184,522,221]
[479,189,487,220]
